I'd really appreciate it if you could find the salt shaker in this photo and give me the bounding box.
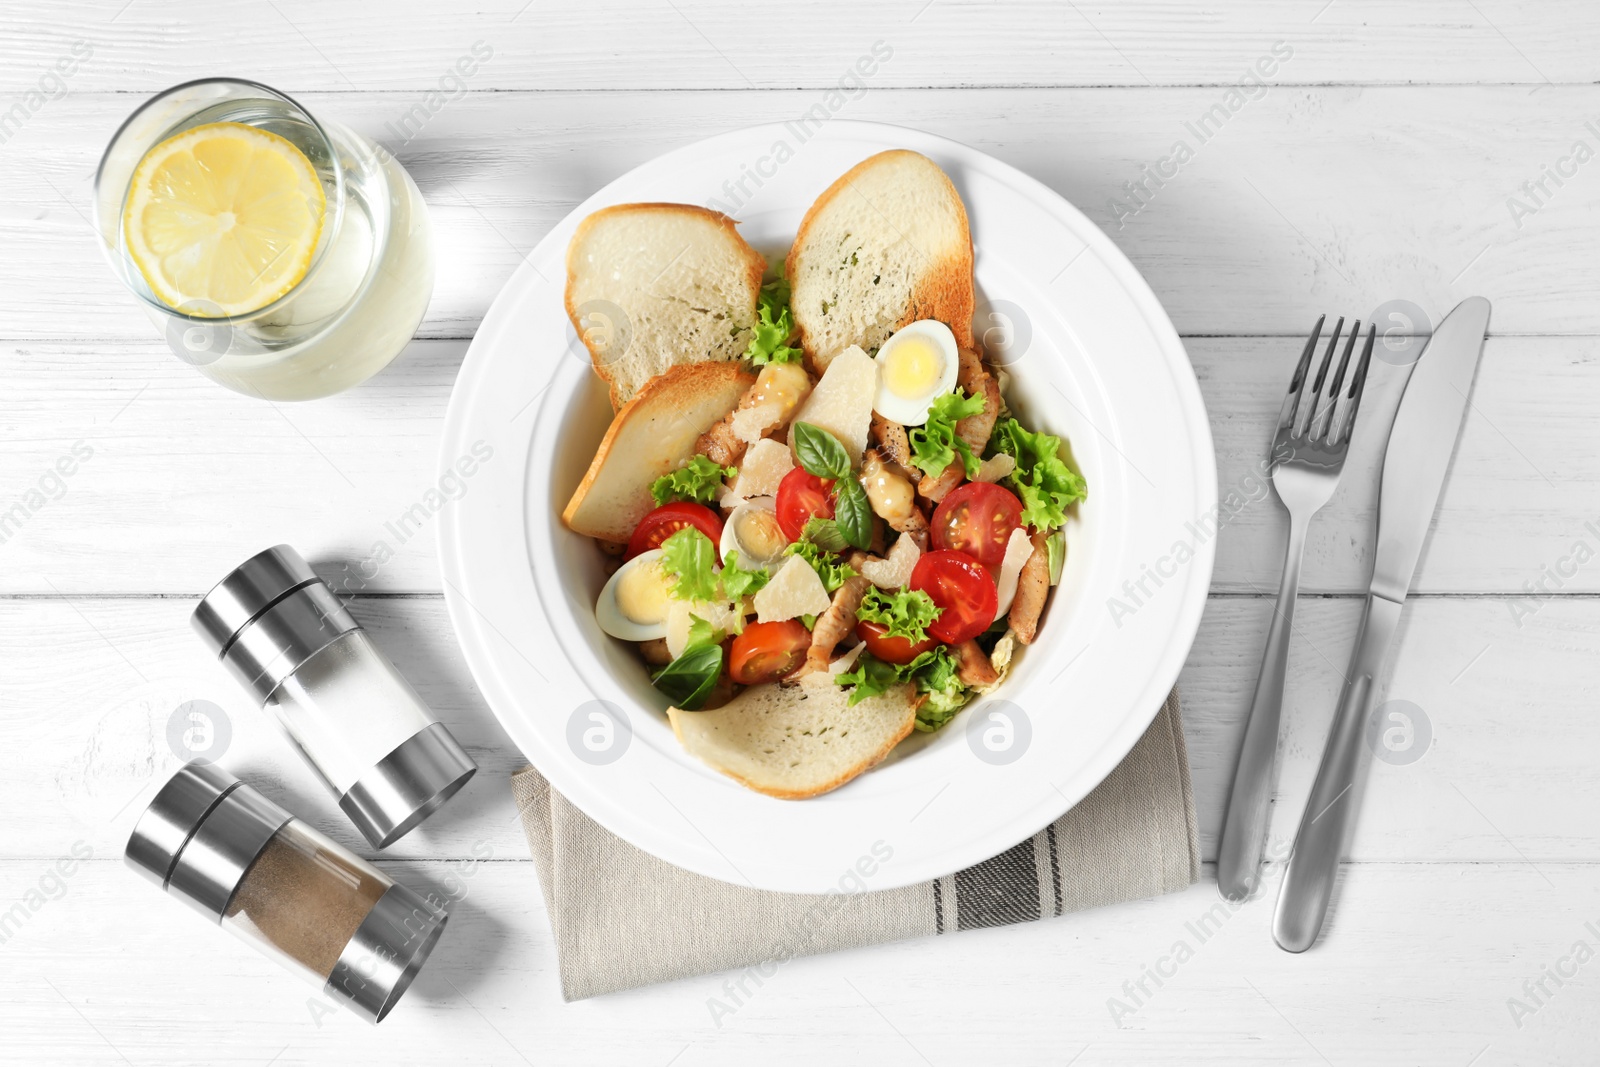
[126,761,448,1023]
[193,545,476,848]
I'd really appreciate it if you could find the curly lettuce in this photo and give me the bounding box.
[909,389,985,479]
[745,273,803,366]
[856,587,940,645]
[987,417,1087,532]
[650,456,736,507]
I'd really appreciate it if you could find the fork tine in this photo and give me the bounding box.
[1278,314,1325,432]
[1289,314,1325,391]
[1309,316,1343,395]
[1348,322,1375,404]
[1327,319,1359,398]
[1296,316,1342,434]
[1331,323,1377,446]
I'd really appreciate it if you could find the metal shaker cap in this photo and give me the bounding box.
[124,760,290,919]
[340,723,477,850]
[329,881,450,1024]
[192,545,359,703]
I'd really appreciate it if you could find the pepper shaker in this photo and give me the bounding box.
[193,545,476,848]
[126,761,448,1023]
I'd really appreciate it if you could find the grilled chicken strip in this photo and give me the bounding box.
[870,413,913,468]
[951,639,1000,688]
[804,554,872,674]
[696,361,812,466]
[1008,532,1050,644]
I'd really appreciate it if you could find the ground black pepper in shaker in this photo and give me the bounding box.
[126,760,449,1023]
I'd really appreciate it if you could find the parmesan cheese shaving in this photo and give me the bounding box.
[731,438,794,499]
[859,534,921,590]
[786,344,877,464]
[991,527,1036,619]
[730,400,783,444]
[974,453,1016,484]
[752,556,832,623]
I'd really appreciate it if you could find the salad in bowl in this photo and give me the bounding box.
[561,149,1086,799]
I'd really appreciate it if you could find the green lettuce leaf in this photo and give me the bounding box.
[785,536,857,593]
[745,274,804,366]
[650,455,736,507]
[909,389,985,479]
[856,587,941,644]
[911,647,969,732]
[718,551,770,598]
[987,417,1088,532]
[836,646,969,726]
[658,527,720,601]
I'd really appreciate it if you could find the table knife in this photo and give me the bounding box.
[1272,296,1491,952]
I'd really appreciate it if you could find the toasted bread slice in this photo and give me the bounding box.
[785,150,975,372]
[563,361,755,543]
[566,203,766,408]
[667,678,916,799]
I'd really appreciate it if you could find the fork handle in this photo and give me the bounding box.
[1272,592,1403,951]
[1216,510,1311,902]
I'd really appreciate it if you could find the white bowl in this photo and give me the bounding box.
[439,121,1215,893]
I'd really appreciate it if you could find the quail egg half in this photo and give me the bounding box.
[594,549,674,641]
[871,319,959,426]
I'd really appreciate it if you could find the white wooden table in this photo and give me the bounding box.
[4,3,1598,1063]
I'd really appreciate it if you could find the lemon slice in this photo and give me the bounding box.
[124,122,326,317]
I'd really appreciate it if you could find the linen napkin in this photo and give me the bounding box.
[511,690,1198,1000]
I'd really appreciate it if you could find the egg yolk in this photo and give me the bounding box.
[882,337,943,397]
[734,508,787,563]
[615,559,672,624]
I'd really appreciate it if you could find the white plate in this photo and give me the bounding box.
[438,121,1214,893]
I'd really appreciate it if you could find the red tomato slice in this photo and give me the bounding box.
[931,481,1024,567]
[625,501,723,560]
[728,619,812,684]
[909,549,998,644]
[855,620,937,666]
[775,467,835,543]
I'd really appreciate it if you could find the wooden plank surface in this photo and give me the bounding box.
[4,0,1600,93]
[1,858,1590,1065]
[6,85,1600,341]
[0,336,1590,595]
[4,593,1592,864]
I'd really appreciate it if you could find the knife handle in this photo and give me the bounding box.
[1273,593,1403,952]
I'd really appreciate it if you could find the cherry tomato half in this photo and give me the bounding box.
[775,467,835,543]
[931,481,1024,567]
[909,549,998,644]
[625,501,723,560]
[855,620,938,666]
[729,619,812,684]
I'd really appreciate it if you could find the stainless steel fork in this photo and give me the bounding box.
[1216,316,1376,902]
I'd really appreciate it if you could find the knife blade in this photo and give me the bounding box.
[1272,296,1490,952]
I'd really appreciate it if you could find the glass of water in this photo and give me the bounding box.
[94,78,434,401]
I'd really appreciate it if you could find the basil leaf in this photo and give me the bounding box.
[792,422,851,480]
[799,516,849,554]
[653,643,723,710]
[833,477,872,551]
